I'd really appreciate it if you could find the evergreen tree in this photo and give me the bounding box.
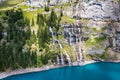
[44,5,50,12]
[31,18,35,26]
[49,9,57,28]
[0,8,34,71]
[0,22,3,40]
[60,7,63,17]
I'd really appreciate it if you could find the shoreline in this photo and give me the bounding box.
[0,60,120,79]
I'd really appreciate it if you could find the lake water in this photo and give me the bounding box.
[1,62,120,80]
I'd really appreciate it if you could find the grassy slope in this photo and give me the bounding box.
[0,0,76,24]
[0,0,24,10]
[0,1,78,61]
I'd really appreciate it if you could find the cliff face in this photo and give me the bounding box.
[26,0,72,7]
[75,0,120,21]
[72,0,120,57]
[49,0,69,5]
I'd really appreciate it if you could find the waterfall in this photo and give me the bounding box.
[73,44,79,61]
[57,56,60,65]
[75,36,79,61]
[49,27,67,65]
[49,27,55,45]
[113,37,116,47]
[58,41,64,65]
[60,53,64,65]
[77,28,83,62]
[65,52,72,65]
[69,35,72,45]
[64,49,71,65]
[71,28,80,62]
[76,36,78,43]
[49,23,83,65]
[64,24,83,64]
[79,46,82,62]
[79,37,82,62]
[71,28,77,61]
[58,41,72,65]
[49,27,64,65]
[72,27,82,63]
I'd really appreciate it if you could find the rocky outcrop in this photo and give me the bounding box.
[0,0,8,5]
[72,0,120,55]
[24,0,74,7]
[23,0,45,7]
[75,0,120,21]
[49,0,69,5]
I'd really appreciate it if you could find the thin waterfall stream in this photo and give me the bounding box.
[49,23,83,65]
[58,41,65,65]
[49,27,72,65]
[57,56,60,65]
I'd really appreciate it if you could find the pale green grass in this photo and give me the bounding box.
[52,3,71,9]
[22,8,44,26]
[61,15,76,23]
[86,35,107,48]
[0,0,24,10]
[19,5,30,9]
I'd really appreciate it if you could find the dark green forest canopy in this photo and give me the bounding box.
[0,9,36,71]
[0,8,62,71]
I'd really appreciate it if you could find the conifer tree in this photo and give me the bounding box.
[31,18,35,26]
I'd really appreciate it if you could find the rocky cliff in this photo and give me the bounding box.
[25,0,74,7]
[75,0,120,21]
[72,0,120,58]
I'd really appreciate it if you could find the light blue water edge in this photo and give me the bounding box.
[1,62,120,80]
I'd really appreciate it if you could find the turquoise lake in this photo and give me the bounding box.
[1,62,120,80]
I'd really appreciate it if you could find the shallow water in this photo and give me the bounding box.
[1,62,120,80]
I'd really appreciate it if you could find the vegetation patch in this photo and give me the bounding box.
[86,35,107,47]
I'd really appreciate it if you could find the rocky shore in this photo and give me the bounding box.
[0,60,96,79]
[1,60,120,79]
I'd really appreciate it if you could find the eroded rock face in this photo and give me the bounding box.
[49,0,69,5]
[75,0,120,21]
[25,0,72,7]
[23,0,45,7]
[73,0,120,55]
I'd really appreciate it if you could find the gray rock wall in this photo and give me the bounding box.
[75,0,120,21]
